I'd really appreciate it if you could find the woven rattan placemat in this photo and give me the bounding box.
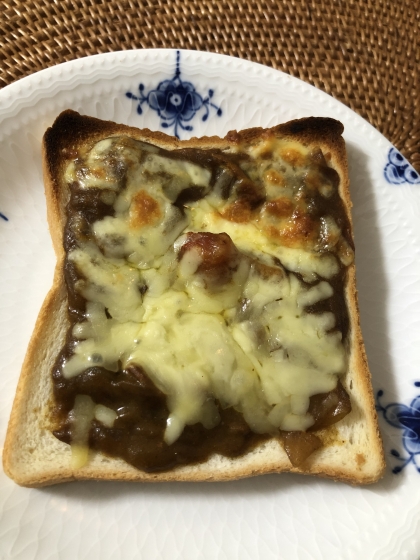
[1,0,419,171]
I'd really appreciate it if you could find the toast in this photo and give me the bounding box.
[3,110,385,486]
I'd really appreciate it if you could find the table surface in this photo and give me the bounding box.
[1,0,419,171]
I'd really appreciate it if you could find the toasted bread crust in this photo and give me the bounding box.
[3,111,385,487]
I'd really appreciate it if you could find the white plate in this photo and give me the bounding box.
[1,49,420,560]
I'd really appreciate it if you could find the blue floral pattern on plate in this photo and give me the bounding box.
[384,148,420,185]
[376,382,420,473]
[0,212,8,221]
[126,50,222,139]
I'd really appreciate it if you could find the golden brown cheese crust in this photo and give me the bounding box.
[3,110,386,486]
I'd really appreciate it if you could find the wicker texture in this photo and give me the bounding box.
[1,0,419,170]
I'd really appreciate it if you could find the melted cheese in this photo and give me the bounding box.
[188,200,339,281]
[63,136,351,443]
[64,253,345,439]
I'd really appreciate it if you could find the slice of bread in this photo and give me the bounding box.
[3,110,385,486]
